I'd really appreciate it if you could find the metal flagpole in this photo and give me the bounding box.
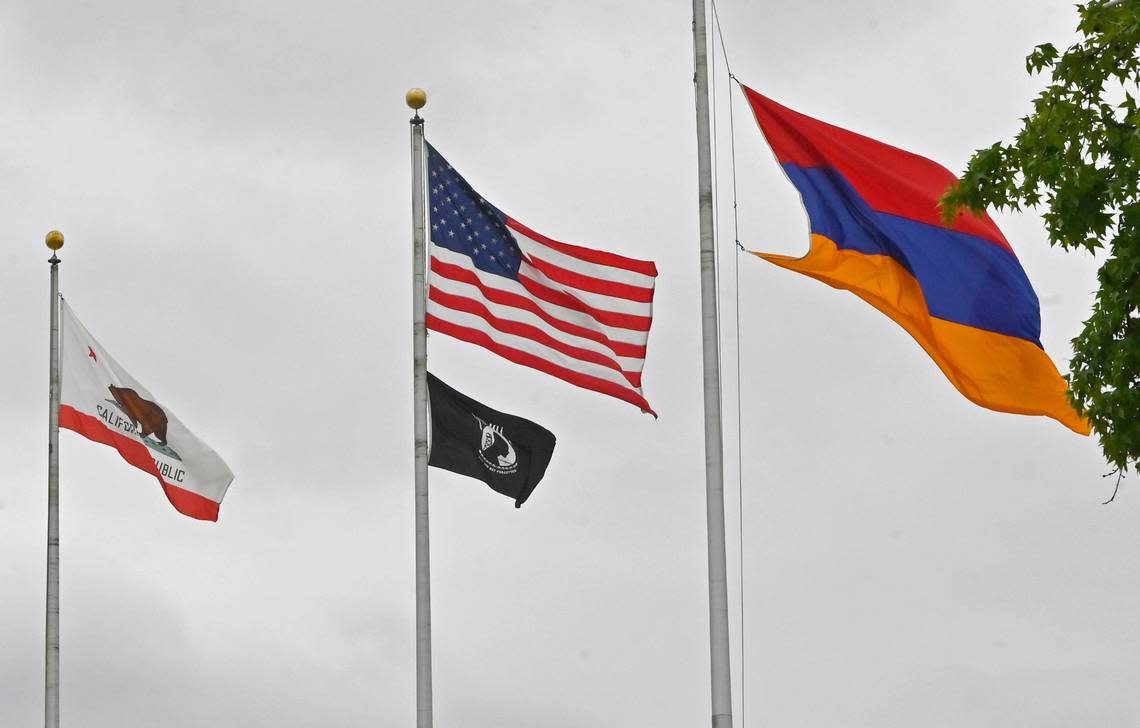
[45,229,64,728]
[690,2,733,727]
[407,87,432,728]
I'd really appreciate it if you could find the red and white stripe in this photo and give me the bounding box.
[427,217,657,414]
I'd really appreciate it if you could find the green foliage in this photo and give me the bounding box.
[941,0,1140,472]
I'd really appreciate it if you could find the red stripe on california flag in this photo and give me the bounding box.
[525,253,656,303]
[518,273,653,331]
[58,405,220,521]
[505,218,658,277]
[430,257,648,358]
[427,314,656,416]
[429,287,629,375]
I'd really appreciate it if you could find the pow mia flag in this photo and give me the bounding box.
[427,372,556,508]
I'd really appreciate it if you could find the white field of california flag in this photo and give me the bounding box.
[59,300,234,520]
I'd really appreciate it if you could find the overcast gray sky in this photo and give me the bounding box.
[2,1,1134,726]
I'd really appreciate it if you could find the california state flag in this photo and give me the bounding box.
[59,300,234,521]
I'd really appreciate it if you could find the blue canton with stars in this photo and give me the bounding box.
[426,142,521,279]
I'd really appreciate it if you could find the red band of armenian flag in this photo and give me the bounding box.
[742,84,1089,434]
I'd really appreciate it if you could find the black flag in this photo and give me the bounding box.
[427,372,556,508]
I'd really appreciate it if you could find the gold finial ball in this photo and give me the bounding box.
[406,88,427,110]
[45,230,65,251]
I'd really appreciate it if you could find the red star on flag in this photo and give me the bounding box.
[87,346,97,362]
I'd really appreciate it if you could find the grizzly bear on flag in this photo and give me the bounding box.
[108,385,169,445]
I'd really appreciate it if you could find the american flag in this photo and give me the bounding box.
[425,142,657,415]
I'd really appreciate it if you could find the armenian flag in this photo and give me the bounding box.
[742,84,1089,434]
